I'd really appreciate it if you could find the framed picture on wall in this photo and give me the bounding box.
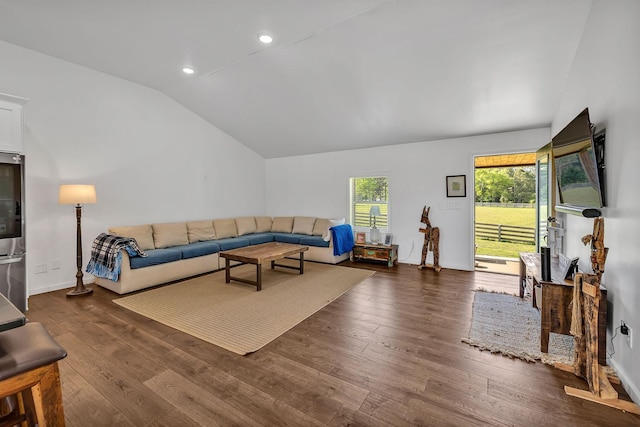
[446,175,466,197]
[355,232,366,244]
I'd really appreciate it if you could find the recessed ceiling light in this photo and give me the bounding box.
[258,33,273,44]
[182,67,195,74]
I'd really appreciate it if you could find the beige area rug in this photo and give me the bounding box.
[462,291,575,366]
[113,262,374,355]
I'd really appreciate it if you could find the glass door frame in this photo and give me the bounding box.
[535,142,555,252]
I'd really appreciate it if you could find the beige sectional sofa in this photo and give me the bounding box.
[94,216,349,294]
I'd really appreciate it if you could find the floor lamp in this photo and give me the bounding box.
[59,184,97,297]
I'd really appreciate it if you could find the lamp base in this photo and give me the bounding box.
[66,286,93,297]
[66,272,93,297]
[370,227,381,244]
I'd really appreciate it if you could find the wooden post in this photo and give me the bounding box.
[565,273,640,413]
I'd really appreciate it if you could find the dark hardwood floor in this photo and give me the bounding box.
[26,262,640,426]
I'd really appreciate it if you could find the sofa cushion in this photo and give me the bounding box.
[235,217,257,236]
[299,235,330,248]
[271,217,294,233]
[109,224,155,251]
[173,241,221,259]
[245,233,275,245]
[152,222,189,249]
[129,248,181,269]
[216,237,251,251]
[255,216,273,233]
[186,220,216,243]
[312,218,330,236]
[292,216,316,235]
[213,218,238,239]
[272,233,305,244]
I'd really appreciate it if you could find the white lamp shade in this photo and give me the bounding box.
[369,205,381,216]
[59,184,97,205]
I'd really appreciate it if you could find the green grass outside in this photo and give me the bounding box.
[475,206,536,258]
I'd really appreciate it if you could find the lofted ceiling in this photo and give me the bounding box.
[0,0,593,158]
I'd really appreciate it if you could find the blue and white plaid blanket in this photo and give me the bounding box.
[86,233,147,281]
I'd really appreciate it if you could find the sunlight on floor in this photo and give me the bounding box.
[474,256,519,276]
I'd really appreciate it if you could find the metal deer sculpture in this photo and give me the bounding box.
[418,206,441,272]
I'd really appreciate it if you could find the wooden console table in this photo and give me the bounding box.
[352,243,398,267]
[519,252,607,365]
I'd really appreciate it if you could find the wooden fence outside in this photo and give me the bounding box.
[475,222,535,245]
[475,202,534,208]
[353,203,388,228]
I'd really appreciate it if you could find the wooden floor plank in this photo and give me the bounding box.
[58,360,136,427]
[23,261,640,426]
[143,369,263,426]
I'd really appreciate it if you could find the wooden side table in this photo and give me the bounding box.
[352,243,398,267]
[518,252,607,365]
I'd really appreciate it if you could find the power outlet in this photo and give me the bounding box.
[51,259,61,270]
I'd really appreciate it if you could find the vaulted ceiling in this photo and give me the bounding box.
[0,1,592,158]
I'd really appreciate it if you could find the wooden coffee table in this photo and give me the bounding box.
[219,242,309,291]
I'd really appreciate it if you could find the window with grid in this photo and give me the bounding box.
[349,176,389,230]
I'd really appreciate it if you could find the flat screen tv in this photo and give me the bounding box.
[552,108,605,211]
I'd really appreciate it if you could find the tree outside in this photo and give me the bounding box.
[475,166,535,203]
[353,177,388,202]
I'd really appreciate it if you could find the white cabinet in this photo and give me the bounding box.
[0,94,28,154]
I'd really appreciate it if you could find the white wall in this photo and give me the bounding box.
[552,0,640,403]
[0,40,266,297]
[266,128,550,269]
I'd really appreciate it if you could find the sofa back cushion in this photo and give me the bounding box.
[152,222,189,249]
[186,220,216,243]
[255,216,273,233]
[213,218,238,239]
[292,216,317,235]
[271,216,294,233]
[235,217,257,236]
[312,218,330,236]
[312,218,346,241]
[109,224,155,251]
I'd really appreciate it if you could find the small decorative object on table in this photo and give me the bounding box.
[369,205,381,243]
[383,234,393,246]
[355,232,366,244]
[561,256,579,280]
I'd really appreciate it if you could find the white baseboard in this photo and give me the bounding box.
[608,358,640,404]
[28,278,96,296]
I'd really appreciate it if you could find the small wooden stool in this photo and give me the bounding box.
[0,322,67,427]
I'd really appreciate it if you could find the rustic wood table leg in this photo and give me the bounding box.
[225,258,230,283]
[256,264,262,291]
[541,285,551,352]
[299,252,304,274]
